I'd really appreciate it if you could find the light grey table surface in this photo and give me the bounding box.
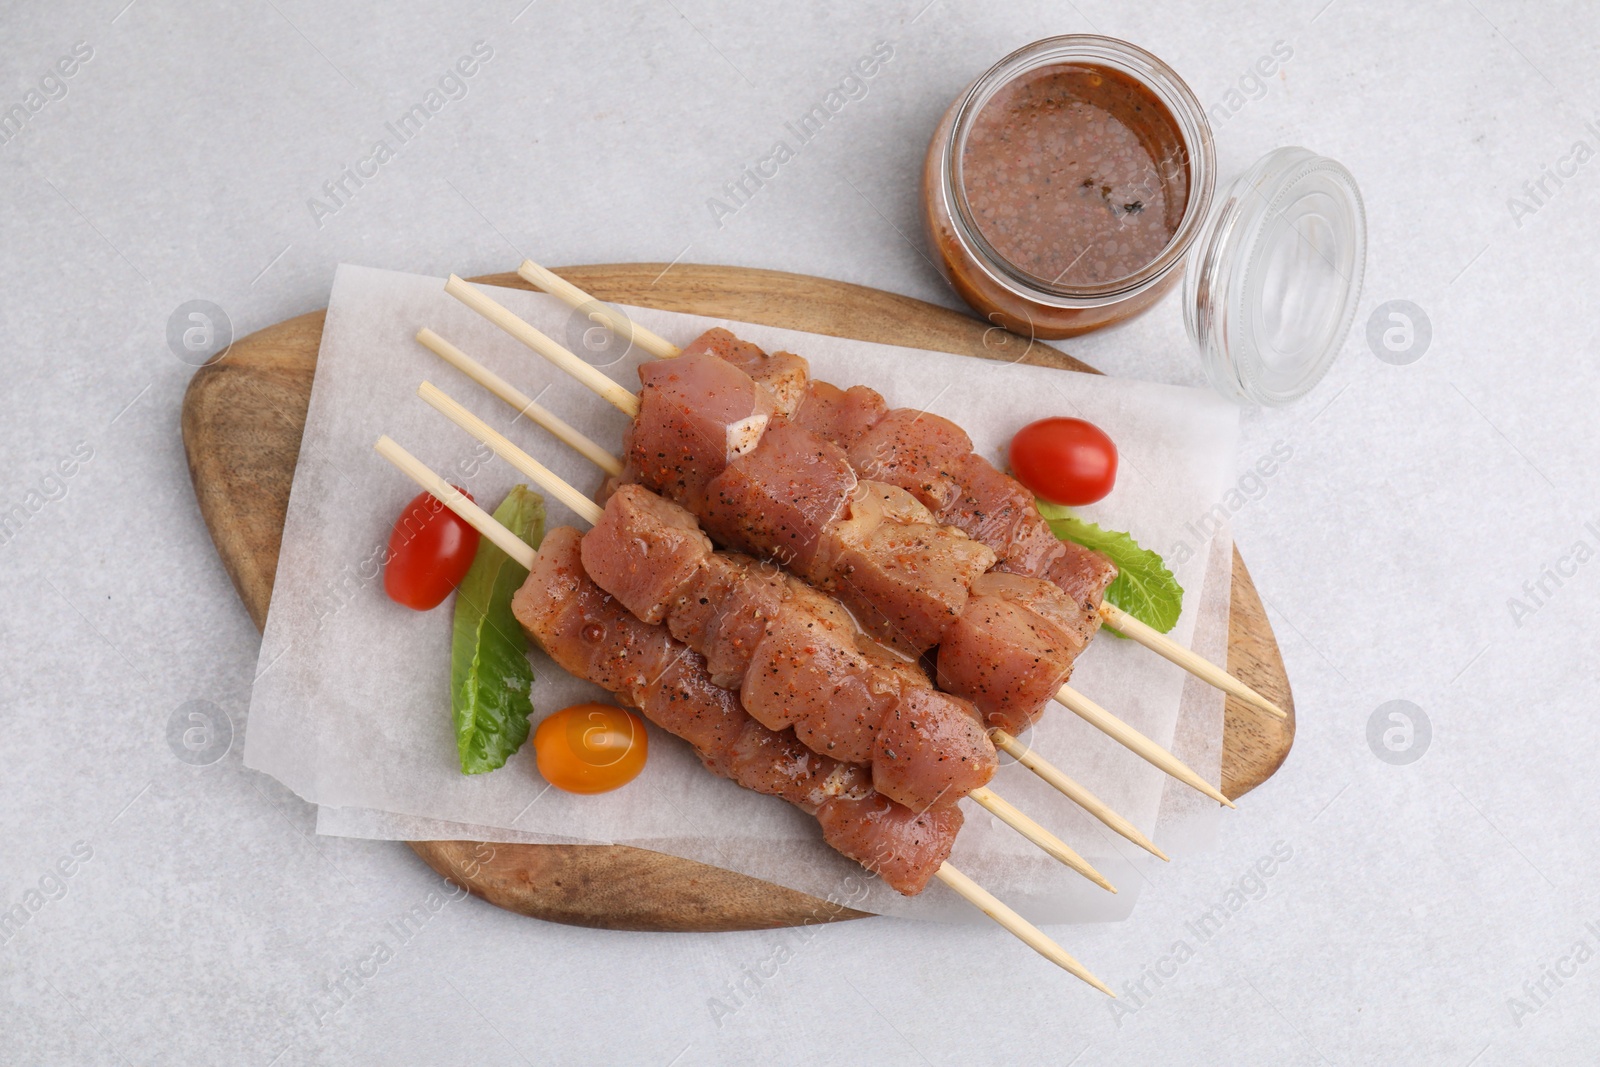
[3,1,1597,1064]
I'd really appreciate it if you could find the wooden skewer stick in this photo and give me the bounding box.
[417,383,604,525]
[443,275,642,418]
[413,337,1164,859]
[517,261,681,361]
[415,380,1116,892]
[1098,602,1287,722]
[991,729,1168,862]
[934,863,1114,995]
[375,437,537,569]
[440,287,1231,808]
[419,326,626,474]
[373,433,1111,991]
[416,328,623,478]
[966,786,1114,892]
[515,259,1278,730]
[1054,685,1234,808]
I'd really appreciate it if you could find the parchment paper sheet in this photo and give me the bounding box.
[246,265,1239,922]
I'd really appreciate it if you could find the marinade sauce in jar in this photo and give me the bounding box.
[925,36,1214,339]
[962,65,1189,291]
[924,35,1367,406]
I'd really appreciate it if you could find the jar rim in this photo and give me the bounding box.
[941,34,1218,307]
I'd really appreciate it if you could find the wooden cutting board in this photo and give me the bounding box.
[182,264,1295,932]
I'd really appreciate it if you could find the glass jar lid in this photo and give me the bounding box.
[1183,146,1366,406]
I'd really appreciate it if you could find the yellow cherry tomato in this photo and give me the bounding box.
[534,703,648,794]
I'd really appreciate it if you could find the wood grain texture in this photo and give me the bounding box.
[409,841,866,932]
[1221,546,1295,797]
[180,263,1293,932]
[182,309,323,633]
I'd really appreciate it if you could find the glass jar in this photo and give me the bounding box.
[924,35,1366,406]
[923,36,1217,339]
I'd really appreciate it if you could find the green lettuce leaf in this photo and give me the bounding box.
[1036,500,1183,634]
[450,485,546,774]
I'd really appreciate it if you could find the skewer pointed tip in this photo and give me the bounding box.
[1197,779,1236,808]
[1054,684,1234,810]
[991,728,1171,862]
[934,862,1112,995]
[968,787,1115,893]
[1097,602,1289,721]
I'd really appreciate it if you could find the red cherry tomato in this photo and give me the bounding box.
[1009,417,1119,506]
[383,487,481,611]
[535,703,649,794]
